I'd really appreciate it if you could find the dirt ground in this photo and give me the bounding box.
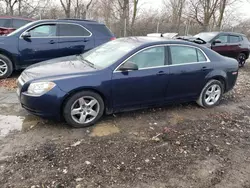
[0,65,250,188]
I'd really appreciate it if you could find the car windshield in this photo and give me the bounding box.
[80,39,141,68]
[194,32,218,42]
[7,21,34,36]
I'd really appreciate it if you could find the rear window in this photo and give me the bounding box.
[12,19,31,29]
[0,19,11,28]
[89,24,113,37]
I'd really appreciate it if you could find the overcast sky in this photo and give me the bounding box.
[142,0,250,20]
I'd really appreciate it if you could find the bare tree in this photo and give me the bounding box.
[3,0,18,15]
[190,0,220,31]
[60,0,72,18]
[130,0,139,33]
[74,0,93,19]
[164,0,186,33]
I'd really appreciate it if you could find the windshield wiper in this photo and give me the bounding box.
[78,55,96,69]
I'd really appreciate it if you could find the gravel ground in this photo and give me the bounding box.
[0,65,250,188]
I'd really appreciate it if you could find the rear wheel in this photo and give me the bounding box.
[0,54,13,79]
[197,80,224,108]
[237,53,247,67]
[63,91,105,128]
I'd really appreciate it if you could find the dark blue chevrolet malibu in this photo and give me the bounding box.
[17,37,238,128]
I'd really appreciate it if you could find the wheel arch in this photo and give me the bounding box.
[206,71,227,93]
[240,51,249,59]
[0,48,16,69]
[60,87,110,117]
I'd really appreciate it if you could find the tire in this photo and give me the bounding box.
[197,80,224,108]
[237,53,247,67]
[0,54,13,79]
[63,90,105,128]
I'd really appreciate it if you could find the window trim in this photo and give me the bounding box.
[19,22,92,39]
[114,44,210,73]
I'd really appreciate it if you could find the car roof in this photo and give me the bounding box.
[117,37,203,47]
[32,19,102,25]
[0,16,34,20]
[199,31,246,36]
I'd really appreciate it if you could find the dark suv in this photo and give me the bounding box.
[0,16,34,35]
[193,32,250,66]
[0,19,115,78]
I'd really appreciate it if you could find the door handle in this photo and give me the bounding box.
[49,40,55,44]
[157,71,165,75]
[83,38,89,42]
[202,66,208,71]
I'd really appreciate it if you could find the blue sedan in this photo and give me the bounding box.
[17,37,238,128]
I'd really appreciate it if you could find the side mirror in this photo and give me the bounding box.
[213,39,222,45]
[21,32,31,38]
[119,61,138,71]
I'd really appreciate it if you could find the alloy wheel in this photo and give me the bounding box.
[70,96,100,124]
[204,84,222,106]
[0,59,8,76]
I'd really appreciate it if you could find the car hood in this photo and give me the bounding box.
[21,55,97,82]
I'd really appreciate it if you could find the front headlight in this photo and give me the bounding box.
[27,82,56,96]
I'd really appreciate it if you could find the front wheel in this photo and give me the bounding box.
[0,54,13,79]
[197,80,224,108]
[63,91,105,128]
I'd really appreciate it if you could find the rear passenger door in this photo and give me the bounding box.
[57,23,94,57]
[227,35,243,58]
[166,45,212,101]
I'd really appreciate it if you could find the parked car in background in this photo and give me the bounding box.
[179,32,250,67]
[17,37,238,128]
[0,16,34,35]
[0,19,115,78]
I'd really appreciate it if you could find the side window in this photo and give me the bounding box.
[197,50,207,62]
[216,35,228,43]
[28,24,56,37]
[127,46,165,69]
[58,24,91,37]
[12,19,30,29]
[229,35,241,43]
[170,46,200,65]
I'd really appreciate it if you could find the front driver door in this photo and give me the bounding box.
[112,46,170,110]
[18,23,59,67]
[211,34,229,56]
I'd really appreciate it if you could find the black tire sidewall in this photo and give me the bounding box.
[237,53,246,67]
[0,54,13,79]
[201,80,224,108]
[63,91,105,128]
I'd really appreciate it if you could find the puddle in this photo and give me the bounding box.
[0,115,24,137]
[90,123,120,137]
[0,115,41,137]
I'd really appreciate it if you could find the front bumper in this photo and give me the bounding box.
[17,86,67,120]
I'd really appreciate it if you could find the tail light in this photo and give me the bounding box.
[110,37,116,41]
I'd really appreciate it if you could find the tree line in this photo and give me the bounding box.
[0,0,249,37]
